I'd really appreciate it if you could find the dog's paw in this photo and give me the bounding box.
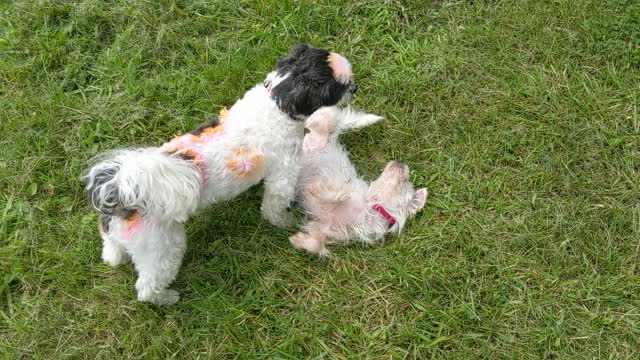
[102,242,130,267]
[288,232,307,250]
[137,288,180,306]
[289,232,329,257]
[263,208,294,227]
[154,289,180,306]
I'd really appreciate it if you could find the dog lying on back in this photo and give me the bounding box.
[289,107,427,256]
[82,45,357,305]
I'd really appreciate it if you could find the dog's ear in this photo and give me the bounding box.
[408,188,428,215]
[277,80,313,117]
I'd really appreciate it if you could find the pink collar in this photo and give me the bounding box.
[372,203,396,227]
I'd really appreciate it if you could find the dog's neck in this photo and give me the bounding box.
[263,80,307,121]
[372,202,396,227]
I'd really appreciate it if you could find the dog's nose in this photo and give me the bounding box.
[393,160,406,167]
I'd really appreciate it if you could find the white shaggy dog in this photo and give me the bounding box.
[82,45,357,305]
[289,107,428,256]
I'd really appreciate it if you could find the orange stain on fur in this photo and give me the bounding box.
[161,107,229,154]
[218,107,229,122]
[181,149,204,169]
[226,146,264,179]
[126,211,143,238]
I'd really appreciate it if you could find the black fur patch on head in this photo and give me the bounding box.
[271,44,356,119]
[87,165,120,216]
[85,162,138,218]
[189,115,220,136]
[100,215,111,233]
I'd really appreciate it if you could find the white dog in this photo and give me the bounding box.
[82,45,357,304]
[289,107,428,256]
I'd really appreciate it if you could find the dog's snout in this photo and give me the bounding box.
[390,160,410,178]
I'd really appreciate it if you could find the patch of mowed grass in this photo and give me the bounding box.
[1,0,639,357]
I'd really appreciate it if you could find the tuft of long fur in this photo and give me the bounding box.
[81,149,201,223]
[335,107,384,131]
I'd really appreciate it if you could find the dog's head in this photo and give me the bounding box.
[369,160,427,233]
[264,44,357,119]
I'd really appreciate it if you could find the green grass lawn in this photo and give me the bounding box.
[1,0,639,357]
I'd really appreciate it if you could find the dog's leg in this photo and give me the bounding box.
[127,220,186,305]
[289,222,330,257]
[98,216,131,267]
[102,237,130,267]
[303,108,338,150]
[261,161,300,227]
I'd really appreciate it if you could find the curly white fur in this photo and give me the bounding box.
[84,61,354,305]
[290,107,428,257]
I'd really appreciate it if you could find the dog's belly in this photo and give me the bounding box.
[196,144,265,206]
[198,172,262,206]
[299,149,358,189]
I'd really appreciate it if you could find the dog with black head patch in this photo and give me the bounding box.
[81,44,356,305]
[265,44,357,118]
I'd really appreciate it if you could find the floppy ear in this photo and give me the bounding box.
[408,188,428,215]
[277,81,312,117]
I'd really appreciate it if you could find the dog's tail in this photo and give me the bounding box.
[335,107,383,131]
[81,149,201,222]
[303,107,383,150]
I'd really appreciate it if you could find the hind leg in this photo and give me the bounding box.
[289,221,330,257]
[98,216,130,267]
[126,219,186,305]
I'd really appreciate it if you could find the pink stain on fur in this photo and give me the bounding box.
[235,158,255,173]
[328,53,352,84]
[126,212,144,239]
[159,108,230,185]
[226,146,264,179]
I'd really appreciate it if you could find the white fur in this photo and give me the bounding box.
[84,84,318,305]
[290,107,427,256]
[84,44,359,305]
[86,149,202,222]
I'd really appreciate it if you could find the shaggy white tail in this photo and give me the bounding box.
[81,149,201,222]
[335,107,383,130]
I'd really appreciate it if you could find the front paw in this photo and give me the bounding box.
[102,242,130,267]
[137,289,180,306]
[136,279,180,305]
[262,207,294,227]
